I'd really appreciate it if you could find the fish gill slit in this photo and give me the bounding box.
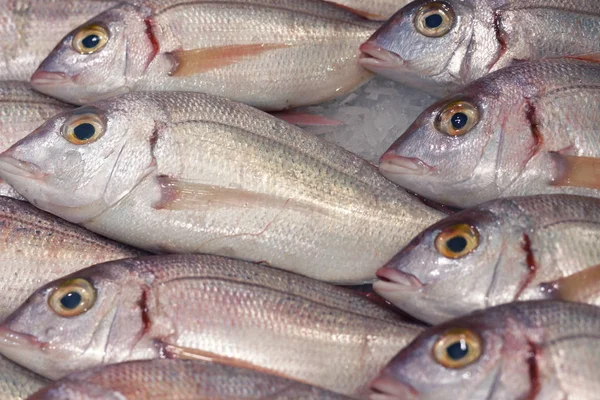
[525,341,541,400]
[514,233,537,299]
[143,17,161,71]
[524,99,543,157]
[138,286,151,336]
[489,11,508,72]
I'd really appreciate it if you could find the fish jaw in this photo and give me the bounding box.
[359,42,406,81]
[0,153,46,181]
[370,371,419,400]
[0,326,60,380]
[379,151,432,177]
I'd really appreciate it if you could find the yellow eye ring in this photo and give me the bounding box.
[72,24,109,54]
[63,112,105,145]
[435,223,479,259]
[414,2,455,38]
[48,278,97,318]
[435,101,479,136]
[433,328,482,368]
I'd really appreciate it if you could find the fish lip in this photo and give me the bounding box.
[359,42,403,69]
[30,70,72,87]
[0,155,46,180]
[375,267,423,291]
[379,152,432,176]
[0,326,46,350]
[370,373,420,400]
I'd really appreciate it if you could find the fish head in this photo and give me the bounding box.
[0,96,160,224]
[371,307,533,399]
[0,261,151,380]
[31,4,153,105]
[375,201,531,323]
[379,72,535,208]
[359,0,476,93]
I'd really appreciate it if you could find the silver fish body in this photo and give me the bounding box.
[31,0,379,110]
[0,196,146,320]
[379,59,600,208]
[0,254,424,398]
[372,300,600,400]
[28,359,352,399]
[359,0,600,94]
[0,0,119,81]
[0,355,48,400]
[326,0,411,20]
[375,195,600,324]
[0,92,444,284]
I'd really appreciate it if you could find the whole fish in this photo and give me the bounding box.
[359,0,600,94]
[0,196,146,320]
[326,0,411,20]
[0,355,48,400]
[0,81,73,198]
[0,92,444,284]
[375,195,600,324]
[0,0,119,81]
[28,359,352,399]
[30,0,379,110]
[371,300,600,400]
[379,59,600,208]
[0,255,423,399]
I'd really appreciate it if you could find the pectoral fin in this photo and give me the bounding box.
[540,264,600,302]
[169,43,291,77]
[567,53,600,63]
[323,1,386,20]
[551,153,600,190]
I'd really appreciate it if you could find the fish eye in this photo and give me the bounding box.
[433,328,482,368]
[435,223,479,259]
[414,2,455,37]
[63,112,105,145]
[435,101,479,136]
[72,24,109,54]
[48,278,97,318]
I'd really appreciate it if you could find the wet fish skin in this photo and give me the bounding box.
[28,359,353,400]
[372,300,600,400]
[374,195,600,324]
[0,92,444,284]
[0,254,424,398]
[379,59,600,208]
[326,0,411,20]
[360,0,600,94]
[31,0,379,110]
[0,196,147,321]
[0,0,119,81]
[0,355,48,400]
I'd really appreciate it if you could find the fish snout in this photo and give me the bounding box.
[0,151,46,180]
[30,70,72,89]
[359,42,403,70]
[379,152,432,176]
[375,267,423,291]
[370,371,420,400]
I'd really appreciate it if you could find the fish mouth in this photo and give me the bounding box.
[0,326,45,350]
[375,267,423,292]
[0,154,46,180]
[379,152,432,176]
[359,42,404,70]
[30,70,72,88]
[370,373,420,400]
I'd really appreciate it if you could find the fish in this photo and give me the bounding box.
[0,92,444,284]
[0,254,424,399]
[378,58,600,208]
[325,0,410,20]
[371,300,600,400]
[0,196,147,320]
[0,0,120,81]
[359,0,600,94]
[374,194,600,324]
[0,355,48,400]
[28,359,352,399]
[30,0,380,110]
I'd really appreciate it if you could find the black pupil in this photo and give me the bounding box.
[73,123,96,141]
[451,112,468,130]
[425,13,443,29]
[447,236,467,253]
[446,340,469,360]
[82,34,100,49]
[60,292,82,310]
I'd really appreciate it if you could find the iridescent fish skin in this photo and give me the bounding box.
[326,0,411,20]
[375,195,600,324]
[0,0,119,81]
[28,359,352,400]
[0,196,146,320]
[379,59,600,208]
[371,300,600,400]
[359,0,600,94]
[0,254,423,399]
[31,0,379,110]
[0,92,444,284]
